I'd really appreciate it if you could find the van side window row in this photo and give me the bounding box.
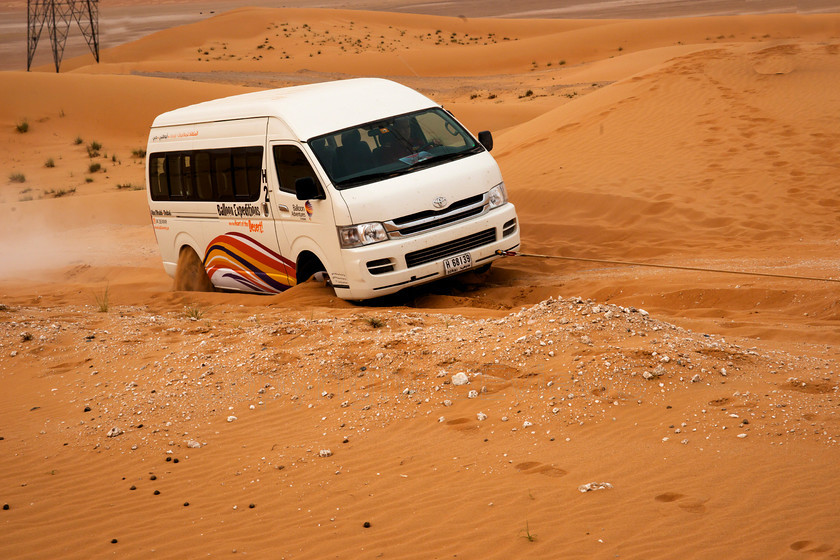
[149,147,263,202]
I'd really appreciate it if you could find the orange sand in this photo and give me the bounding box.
[1,4,839,559]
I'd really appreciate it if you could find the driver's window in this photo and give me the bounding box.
[273,144,321,194]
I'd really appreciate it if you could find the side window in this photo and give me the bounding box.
[245,147,263,200]
[149,154,167,200]
[273,144,321,194]
[213,150,234,200]
[148,146,263,202]
[194,151,213,200]
[232,150,250,199]
[166,153,194,199]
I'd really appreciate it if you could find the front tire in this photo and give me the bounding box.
[296,255,327,284]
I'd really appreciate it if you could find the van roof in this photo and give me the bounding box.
[151,78,439,140]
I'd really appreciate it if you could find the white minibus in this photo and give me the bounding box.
[146,78,520,300]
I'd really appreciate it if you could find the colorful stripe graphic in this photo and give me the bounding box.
[204,232,297,293]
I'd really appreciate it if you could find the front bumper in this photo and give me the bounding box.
[333,203,520,300]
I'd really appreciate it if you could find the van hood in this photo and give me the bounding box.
[336,152,502,225]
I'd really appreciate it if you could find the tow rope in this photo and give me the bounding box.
[494,250,840,284]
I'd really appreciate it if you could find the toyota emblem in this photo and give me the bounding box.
[432,196,447,209]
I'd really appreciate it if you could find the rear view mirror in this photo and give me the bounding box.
[478,130,493,152]
[295,177,325,200]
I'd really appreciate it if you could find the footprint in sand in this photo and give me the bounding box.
[654,492,707,513]
[514,461,567,478]
[789,540,833,554]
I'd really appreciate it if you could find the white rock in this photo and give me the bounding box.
[187,440,201,449]
[319,449,333,457]
[578,482,613,492]
[467,390,479,399]
[476,412,488,421]
[443,399,453,407]
[451,372,470,386]
[106,427,123,438]
[523,421,533,428]
[227,415,237,422]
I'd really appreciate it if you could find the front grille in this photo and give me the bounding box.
[385,194,487,237]
[405,228,496,268]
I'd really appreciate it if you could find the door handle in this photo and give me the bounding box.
[277,204,289,213]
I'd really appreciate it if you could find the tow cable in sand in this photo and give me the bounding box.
[494,250,840,284]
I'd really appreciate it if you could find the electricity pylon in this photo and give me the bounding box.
[27,0,100,72]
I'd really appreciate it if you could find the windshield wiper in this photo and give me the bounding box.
[335,169,406,188]
[405,147,479,170]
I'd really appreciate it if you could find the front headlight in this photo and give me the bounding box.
[338,222,389,248]
[487,182,508,209]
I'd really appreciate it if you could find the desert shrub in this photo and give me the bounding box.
[15,119,29,133]
[87,141,102,158]
[45,158,55,168]
[89,162,101,173]
[9,173,25,183]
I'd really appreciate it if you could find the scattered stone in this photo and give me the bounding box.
[451,372,469,386]
[467,389,479,399]
[319,449,333,458]
[249,503,255,509]
[106,427,123,438]
[578,482,613,492]
[83,406,91,412]
[3,504,9,510]
[227,416,237,422]
[186,440,201,449]
[111,539,118,544]
[363,521,371,528]
[477,412,488,421]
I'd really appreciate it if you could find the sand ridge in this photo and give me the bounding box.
[1,4,840,559]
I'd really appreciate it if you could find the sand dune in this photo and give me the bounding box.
[1,5,839,560]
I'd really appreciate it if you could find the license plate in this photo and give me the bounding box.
[443,252,472,275]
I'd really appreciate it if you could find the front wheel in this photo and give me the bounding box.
[296,255,327,284]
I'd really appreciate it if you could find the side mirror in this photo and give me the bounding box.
[295,177,325,200]
[478,130,493,152]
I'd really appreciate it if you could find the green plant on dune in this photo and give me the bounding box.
[521,520,537,542]
[94,285,110,313]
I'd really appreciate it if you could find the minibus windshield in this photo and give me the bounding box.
[309,108,483,189]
